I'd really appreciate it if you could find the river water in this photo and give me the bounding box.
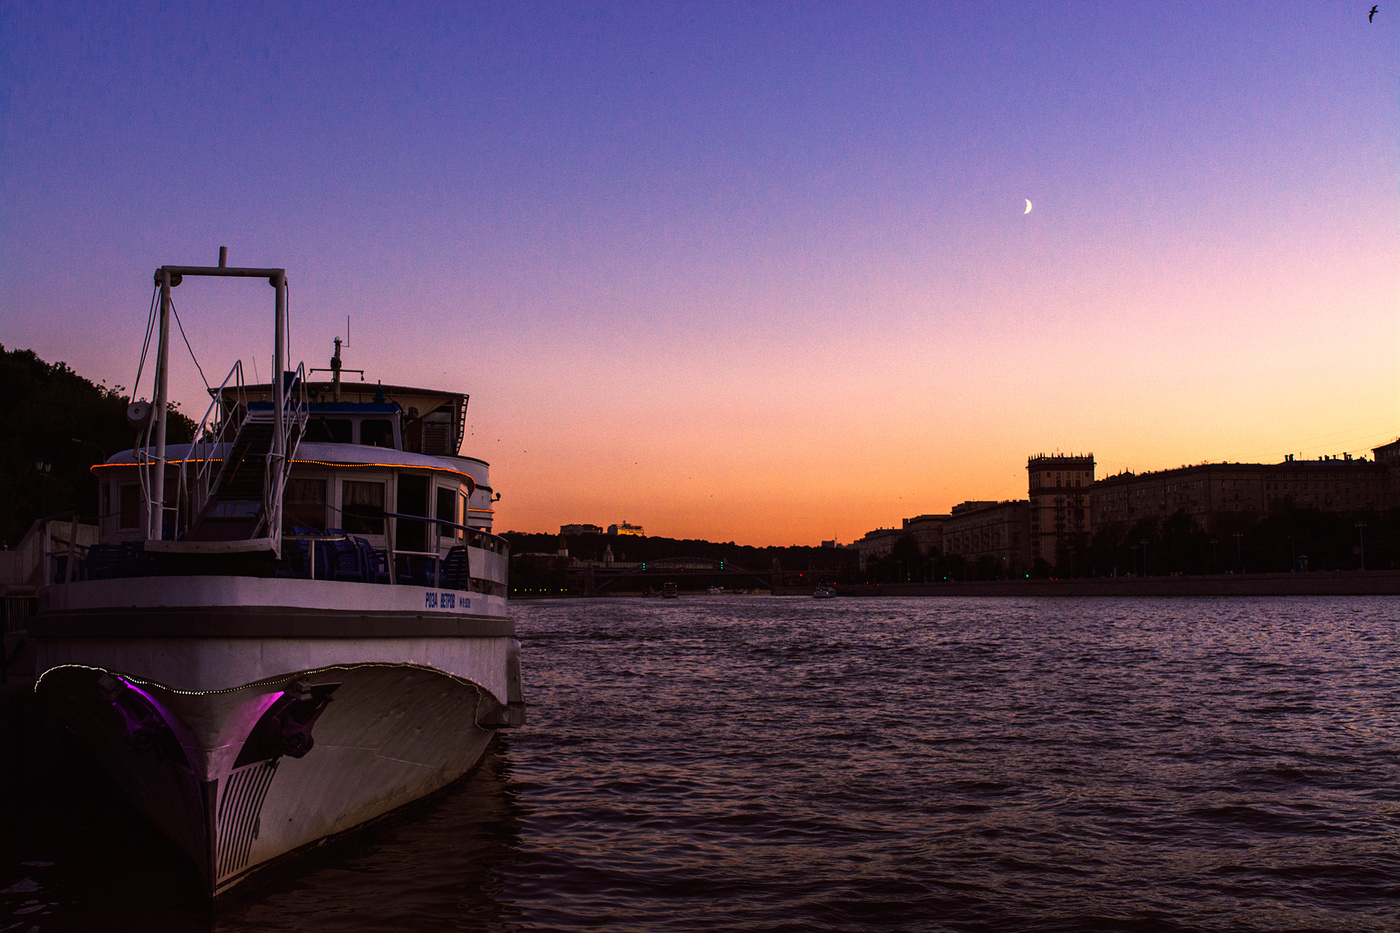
[3,596,1398,931]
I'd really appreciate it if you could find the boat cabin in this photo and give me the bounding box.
[225,381,468,457]
[85,378,505,594]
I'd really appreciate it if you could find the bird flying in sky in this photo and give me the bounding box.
[1370,5,1378,22]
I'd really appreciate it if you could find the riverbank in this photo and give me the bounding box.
[777,569,1400,598]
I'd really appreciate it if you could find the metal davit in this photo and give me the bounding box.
[140,250,305,559]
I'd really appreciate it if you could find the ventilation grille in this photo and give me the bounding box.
[216,760,278,880]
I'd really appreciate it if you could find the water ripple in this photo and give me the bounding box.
[2,595,1398,931]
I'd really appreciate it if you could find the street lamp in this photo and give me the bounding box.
[1356,522,1367,571]
[71,437,107,461]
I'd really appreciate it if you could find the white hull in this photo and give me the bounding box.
[33,577,523,896]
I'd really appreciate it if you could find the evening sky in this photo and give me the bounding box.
[2,2,1396,544]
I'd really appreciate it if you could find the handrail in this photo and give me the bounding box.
[179,360,246,538]
[381,511,508,557]
[265,362,309,540]
[382,511,506,544]
[371,512,510,588]
[384,510,461,530]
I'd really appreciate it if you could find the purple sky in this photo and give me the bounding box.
[2,2,1396,544]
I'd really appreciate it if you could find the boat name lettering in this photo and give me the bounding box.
[424,591,461,610]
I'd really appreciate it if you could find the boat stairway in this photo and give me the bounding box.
[186,416,278,541]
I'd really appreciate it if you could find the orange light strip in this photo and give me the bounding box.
[93,457,481,482]
[91,458,216,469]
[90,458,217,474]
[291,458,478,482]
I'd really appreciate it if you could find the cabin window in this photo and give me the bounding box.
[118,484,141,529]
[285,478,327,532]
[361,419,395,448]
[396,474,429,552]
[436,486,458,540]
[305,418,353,443]
[341,480,385,535]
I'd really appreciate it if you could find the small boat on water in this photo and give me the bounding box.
[28,256,524,896]
[813,584,837,598]
[661,582,679,598]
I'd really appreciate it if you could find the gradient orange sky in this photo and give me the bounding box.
[2,3,1396,545]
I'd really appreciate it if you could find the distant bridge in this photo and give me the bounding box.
[569,557,774,594]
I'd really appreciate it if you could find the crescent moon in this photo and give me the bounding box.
[1024,199,1032,214]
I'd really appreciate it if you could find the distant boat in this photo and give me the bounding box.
[813,584,837,599]
[661,582,679,598]
[706,586,723,595]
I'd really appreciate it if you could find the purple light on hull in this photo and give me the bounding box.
[98,673,192,768]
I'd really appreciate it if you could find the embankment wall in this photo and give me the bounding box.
[779,570,1400,598]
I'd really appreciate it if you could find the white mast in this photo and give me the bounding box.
[149,268,174,539]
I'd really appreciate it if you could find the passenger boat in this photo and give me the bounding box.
[29,257,524,896]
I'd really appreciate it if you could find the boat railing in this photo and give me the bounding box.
[380,510,448,587]
[379,513,509,592]
[383,513,509,551]
[393,547,443,587]
[282,529,391,584]
[279,528,482,592]
[264,363,309,541]
[467,526,510,556]
[180,360,247,536]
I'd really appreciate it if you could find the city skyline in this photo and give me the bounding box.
[3,2,1396,545]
